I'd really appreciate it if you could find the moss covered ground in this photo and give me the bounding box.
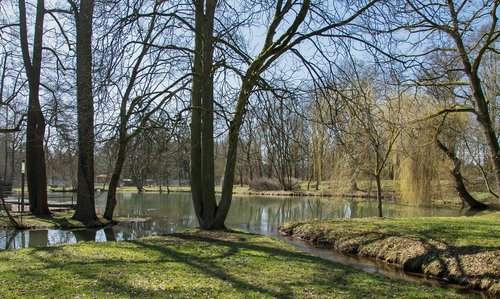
[0,230,479,298]
[279,212,500,294]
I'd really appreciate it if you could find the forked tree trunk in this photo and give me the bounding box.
[190,0,218,230]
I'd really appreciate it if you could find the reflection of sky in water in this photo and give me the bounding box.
[1,192,461,250]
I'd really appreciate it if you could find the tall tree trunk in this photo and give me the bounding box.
[73,0,98,224]
[9,138,14,182]
[375,173,383,217]
[104,142,127,220]
[450,21,500,196]
[102,3,158,221]
[436,139,487,209]
[104,227,116,241]
[247,127,254,182]
[19,0,49,215]
[190,0,205,227]
[350,168,359,191]
[1,55,8,181]
[190,0,218,229]
[200,0,217,228]
[216,78,257,228]
[192,0,312,229]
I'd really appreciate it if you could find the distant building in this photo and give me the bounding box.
[122,179,134,186]
[96,174,108,184]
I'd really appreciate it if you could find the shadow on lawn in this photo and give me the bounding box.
[10,231,480,298]
[20,232,382,298]
[403,230,500,292]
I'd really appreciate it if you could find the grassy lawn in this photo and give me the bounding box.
[0,231,474,298]
[279,212,500,294]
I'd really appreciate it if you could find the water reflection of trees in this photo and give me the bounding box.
[1,193,460,249]
[227,197,358,233]
[73,229,97,243]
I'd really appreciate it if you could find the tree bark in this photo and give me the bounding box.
[200,0,217,228]
[19,0,49,215]
[375,173,383,217]
[436,139,487,209]
[191,0,312,229]
[73,0,98,224]
[447,1,500,196]
[104,142,128,220]
[216,78,257,228]
[190,0,218,229]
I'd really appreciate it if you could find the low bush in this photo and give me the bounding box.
[249,177,282,190]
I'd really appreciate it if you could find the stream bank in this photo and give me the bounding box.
[278,212,500,295]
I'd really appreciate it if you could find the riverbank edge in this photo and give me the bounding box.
[277,213,500,295]
[0,230,475,298]
[110,188,500,208]
[0,211,118,229]
[13,185,497,209]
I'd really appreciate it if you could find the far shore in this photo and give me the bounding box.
[42,184,497,209]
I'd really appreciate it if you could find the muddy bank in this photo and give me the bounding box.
[278,213,500,295]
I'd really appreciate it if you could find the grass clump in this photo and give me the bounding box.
[279,212,500,294]
[0,230,474,298]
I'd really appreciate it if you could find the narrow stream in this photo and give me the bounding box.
[0,192,488,297]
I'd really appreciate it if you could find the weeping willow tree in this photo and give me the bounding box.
[399,96,441,206]
[400,93,488,208]
[399,145,436,206]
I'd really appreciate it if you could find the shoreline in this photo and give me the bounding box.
[278,213,500,295]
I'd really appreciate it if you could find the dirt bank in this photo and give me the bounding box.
[278,213,500,295]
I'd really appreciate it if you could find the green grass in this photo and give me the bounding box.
[283,211,499,247]
[280,212,500,294]
[0,231,472,298]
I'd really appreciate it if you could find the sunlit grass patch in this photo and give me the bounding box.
[0,230,471,298]
[280,212,500,294]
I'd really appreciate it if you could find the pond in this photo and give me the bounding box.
[1,191,461,249]
[2,192,486,297]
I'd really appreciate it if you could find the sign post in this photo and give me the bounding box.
[21,160,25,213]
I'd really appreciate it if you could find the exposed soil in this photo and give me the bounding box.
[278,220,500,295]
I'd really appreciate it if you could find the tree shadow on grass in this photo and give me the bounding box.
[2,231,479,298]
[13,232,352,297]
[401,230,499,292]
[132,233,314,297]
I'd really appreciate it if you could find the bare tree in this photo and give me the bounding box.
[69,0,98,224]
[318,63,401,217]
[190,0,379,229]
[99,0,190,220]
[19,0,49,215]
[396,0,500,195]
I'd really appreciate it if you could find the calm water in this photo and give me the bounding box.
[0,192,461,249]
[2,192,488,297]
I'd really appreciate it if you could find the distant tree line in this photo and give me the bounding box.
[0,0,497,226]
